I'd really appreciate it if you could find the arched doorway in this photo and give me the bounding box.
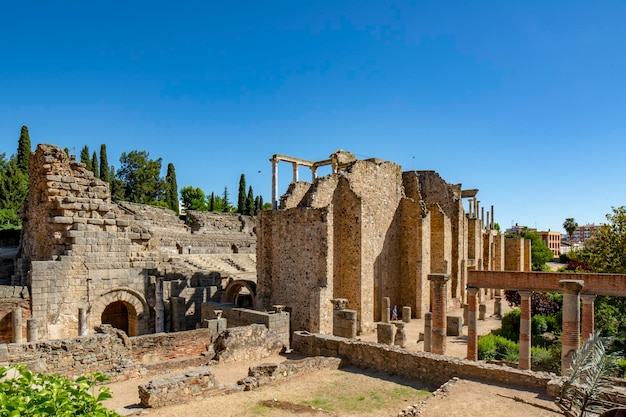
[223,280,257,309]
[101,300,136,335]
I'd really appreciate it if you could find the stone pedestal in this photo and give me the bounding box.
[424,312,432,352]
[494,296,502,317]
[478,303,487,320]
[446,316,462,336]
[402,306,411,323]
[393,322,407,348]
[463,304,469,326]
[377,322,396,345]
[333,309,357,339]
[581,294,596,343]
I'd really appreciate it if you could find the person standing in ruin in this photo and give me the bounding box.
[392,305,398,321]
[187,244,192,254]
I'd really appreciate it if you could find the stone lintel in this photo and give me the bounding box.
[559,280,584,293]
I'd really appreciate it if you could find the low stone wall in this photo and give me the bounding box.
[139,367,218,408]
[239,356,342,390]
[292,331,554,393]
[202,302,290,349]
[129,329,213,363]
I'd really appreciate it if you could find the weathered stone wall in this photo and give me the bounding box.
[256,207,333,333]
[139,368,218,408]
[279,181,312,209]
[212,324,283,363]
[292,331,553,392]
[128,328,214,364]
[505,237,524,271]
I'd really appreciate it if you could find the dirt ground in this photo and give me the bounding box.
[103,299,565,416]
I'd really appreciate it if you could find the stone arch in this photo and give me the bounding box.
[89,288,150,336]
[223,280,257,309]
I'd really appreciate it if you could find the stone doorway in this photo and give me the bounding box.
[222,280,257,309]
[101,300,138,336]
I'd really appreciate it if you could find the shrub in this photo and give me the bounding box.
[531,346,559,372]
[478,334,519,362]
[478,334,498,360]
[0,365,120,416]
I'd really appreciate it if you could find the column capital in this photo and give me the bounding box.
[467,287,479,297]
[428,273,451,283]
[581,294,597,304]
[559,279,584,293]
[518,290,532,300]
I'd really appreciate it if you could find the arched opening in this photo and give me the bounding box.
[101,300,138,336]
[223,280,257,309]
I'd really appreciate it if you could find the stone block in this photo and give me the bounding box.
[402,306,411,323]
[446,316,463,336]
[377,323,396,345]
[479,303,487,320]
[393,322,407,348]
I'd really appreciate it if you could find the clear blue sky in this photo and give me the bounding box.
[2,1,625,233]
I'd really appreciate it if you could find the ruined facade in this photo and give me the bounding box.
[2,144,257,341]
[257,151,530,334]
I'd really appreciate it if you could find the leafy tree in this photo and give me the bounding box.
[99,144,109,183]
[80,145,91,171]
[493,222,501,234]
[109,165,125,200]
[245,186,255,215]
[237,174,246,214]
[584,206,626,339]
[0,364,120,416]
[91,151,99,177]
[518,230,554,270]
[222,186,231,213]
[64,147,70,156]
[563,218,578,242]
[165,163,179,214]
[117,150,165,204]
[16,125,31,173]
[180,186,206,211]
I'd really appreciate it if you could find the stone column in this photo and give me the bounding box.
[271,157,278,209]
[518,291,532,370]
[12,308,22,343]
[494,296,502,317]
[311,166,318,181]
[27,318,38,342]
[560,280,584,375]
[491,205,495,229]
[428,274,450,355]
[292,162,299,182]
[171,296,186,332]
[155,277,165,333]
[466,287,479,360]
[78,308,88,336]
[478,303,487,320]
[424,312,432,352]
[382,297,390,323]
[581,294,596,343]
[402,306,411,323]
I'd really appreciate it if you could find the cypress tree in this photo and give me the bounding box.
[63,147,70,157]
[165,163,179,214]
[259,195,264,210]
[17,125,31,173]
[222,186,230,213]
[99,144,109,183]
[80,146,91,171]
[91,151,99,177]
[245,186,254,215]
[209,192,215,212]
[255,196,260,213]
[237,174,246,214]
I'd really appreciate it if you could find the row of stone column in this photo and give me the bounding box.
[9,307,90,344]
[466,280,595,376]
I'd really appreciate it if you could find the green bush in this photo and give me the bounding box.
[531,346,560,372]
[0,365,120,417]
[478,334,519,362]
[500,309,521,341]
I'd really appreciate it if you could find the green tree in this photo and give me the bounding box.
[165,163,179,214]
[563,218,578,242]
[109,165,125,200]
[181,186,206,211]
[222,186,231,213]
[16,125,31,173]
[99,144,109,183]
[80,145,92,171]
[117,151,165,204]
[519,230,554,270]
[209,192,215,212]
[0,156,28,230]
[91,151,99,177]
[237,174,246,214]
[245,186,255,215]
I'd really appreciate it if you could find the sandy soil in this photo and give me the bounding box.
[103,298,565,416]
